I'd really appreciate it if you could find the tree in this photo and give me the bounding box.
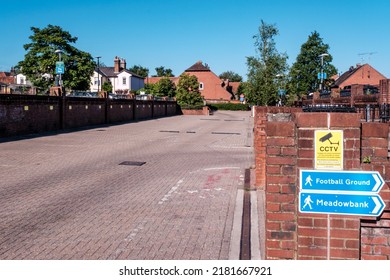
[246,20,288,105]
[154,77,176,97]
[176,74,204,108]
[287,31,337,101]
[219,71,243,82]
[102,81,112,93]
[128,65,149,78]
[153,66,174,77]
[17,24,95,93]
[237,82,251,98]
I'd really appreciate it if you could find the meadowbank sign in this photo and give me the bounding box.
[299,192,385,216]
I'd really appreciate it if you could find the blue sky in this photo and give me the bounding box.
[2,0,390,80]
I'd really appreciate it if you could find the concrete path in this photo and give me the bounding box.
[0,111,255,260]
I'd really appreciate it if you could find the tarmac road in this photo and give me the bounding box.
[0,111,256,260]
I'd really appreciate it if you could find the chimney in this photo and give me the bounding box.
[114,56,120,73]
[120,58,126,71]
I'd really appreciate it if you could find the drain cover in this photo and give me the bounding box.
[224,119,244,122]
[119,161,146,166]
[211,132,241,135]
[159,130,180,133]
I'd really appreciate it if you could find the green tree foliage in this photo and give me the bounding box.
[237,82,251,98]
[287,31,337,101]
[154,77,176,97]
[128,65,149,78]
[246,20,288,105]
[17,24,95,93]
[153,66,174,77]
[102,81,112,93]
[219,71,243,82]
[176,74,204,109]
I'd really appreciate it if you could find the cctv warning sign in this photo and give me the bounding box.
[315,130,343,170]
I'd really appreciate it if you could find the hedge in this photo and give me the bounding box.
[207,103,250,111]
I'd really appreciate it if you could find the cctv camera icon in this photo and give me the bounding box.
[319,132,339,145]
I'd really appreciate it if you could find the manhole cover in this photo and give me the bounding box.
[119,161,146,166]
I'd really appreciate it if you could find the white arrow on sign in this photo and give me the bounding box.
[373,174,382,192]
[372,196,382,215]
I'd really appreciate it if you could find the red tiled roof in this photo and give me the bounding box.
[0,72,14,84]
[229,82,241,94]
[185,61,211,72]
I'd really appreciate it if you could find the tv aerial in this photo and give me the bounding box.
[358,52,377,64]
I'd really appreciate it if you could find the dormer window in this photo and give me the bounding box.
[199,82,204,90]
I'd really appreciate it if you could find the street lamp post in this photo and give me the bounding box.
[96,56,101,95]
[319,53,329,92]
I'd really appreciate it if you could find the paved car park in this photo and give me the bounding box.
[0,111,256,260]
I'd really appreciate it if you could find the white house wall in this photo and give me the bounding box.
[89,71,144,93]
[16,74,27,84]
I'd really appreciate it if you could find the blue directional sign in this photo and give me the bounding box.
[56,61,65,74]
[299,192,385,216]
[300,170,384,193]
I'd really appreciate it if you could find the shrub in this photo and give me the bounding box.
[207,103,250,111]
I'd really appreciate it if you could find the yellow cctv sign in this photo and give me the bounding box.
[315,130,343,170]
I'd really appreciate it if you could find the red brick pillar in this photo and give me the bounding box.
[265,113,298,259]
[254,107,268,189]
[294,112,361,259]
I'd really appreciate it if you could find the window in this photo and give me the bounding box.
[20,77,24,84]
[122,77,127,85]
[94,77,99,85]
[199,82,204,90]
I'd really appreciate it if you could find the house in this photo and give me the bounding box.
[0,70,15,84]
[184,61,235,102]
[90,56,144,94]
[0,69,38,94]
[332,63,386,91]
[0,82,9,94]
[144,61,237,102]
[13,73,36,94]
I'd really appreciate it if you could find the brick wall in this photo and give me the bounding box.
[0,95,179,138]
[65,98,106,129]
[254,107,302,189]
[0,95,60,136]
[254,106,390,260]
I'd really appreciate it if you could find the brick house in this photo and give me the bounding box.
[332,63,386,91]
[184,61,235,102]
[145,61,237,102]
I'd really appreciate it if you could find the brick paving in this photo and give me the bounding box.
[0,111,254,260]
